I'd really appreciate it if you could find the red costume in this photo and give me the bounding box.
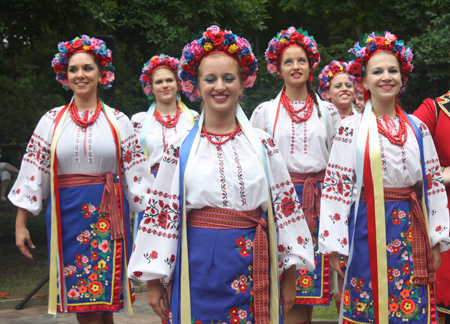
[414,91,450,319]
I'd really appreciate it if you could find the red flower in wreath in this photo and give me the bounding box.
[88,281,103,295]
[281,197,296,217]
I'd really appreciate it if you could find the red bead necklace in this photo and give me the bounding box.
[376,105,407,146]
[154,104,181,128]
[280,88,314,123]
[202,125,241,147]
[69,99,102,128]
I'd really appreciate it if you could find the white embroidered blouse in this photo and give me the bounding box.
[8,106,154,215]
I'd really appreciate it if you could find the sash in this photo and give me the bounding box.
[48,99,133,315]
[266,87,331,150]
[341,100,430,324]
[139,95,196,159]
[171,104,280,324]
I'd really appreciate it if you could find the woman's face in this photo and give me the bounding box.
[151,68,177,104]
[354,93,365,113]
[279,46,310,88]
[196,54,242,115]
[363,52,401,103]
[326,72,355,110]
[67,52,102,98]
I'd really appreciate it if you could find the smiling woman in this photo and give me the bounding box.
[128,25,315,324]
[250,27,342,324]
[9,35,154,324]
[318,31,450,324]
[130,54,198,235]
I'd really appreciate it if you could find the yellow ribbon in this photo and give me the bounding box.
[368,111,388,321]
[49,106,70,315]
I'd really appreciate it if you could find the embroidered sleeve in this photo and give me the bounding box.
[257,130,315,273]
[318,122,357,256]
[8,108,61,215]
[130,112,146,138]
[250,101,271,132]
[325,102,342,146]
[128,139,183,286]
[411,116,450,252]
[118,114,154,213]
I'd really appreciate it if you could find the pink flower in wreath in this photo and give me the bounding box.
[99,239,109,253]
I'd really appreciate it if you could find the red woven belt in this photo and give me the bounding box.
[289,170,325,234]
[59,173,124,240]
[361,186,436,285]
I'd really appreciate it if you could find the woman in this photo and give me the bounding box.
[318,31,450,324]
[128,25,315,324]
[414,92,450,323]
[250,26,341,324]
[131,54,198,236]
[353,93,365,114]
[318,60,358,119]
[9,35,153,323]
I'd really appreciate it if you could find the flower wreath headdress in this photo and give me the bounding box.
[51,35,115,90]
[140,54,181,100]
[265,26,320,82]
[178,25,258,102]
[318,60,353,101]
[347,31,414,101]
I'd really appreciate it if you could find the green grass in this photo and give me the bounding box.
[314,302,339,320]
[0,202,49,298]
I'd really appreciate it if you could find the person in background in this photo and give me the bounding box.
[131,54,198,238]
[414,91,450,323]
[0,146,19,201]
[353,92,365,113]
[318,60,358,119]
[250,26,341,324]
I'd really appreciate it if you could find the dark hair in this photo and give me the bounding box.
[307,81,321,117]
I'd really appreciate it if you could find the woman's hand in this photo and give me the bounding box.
[147,279,169,321]
[432,244,441,271]
[15,207,34,259]
[442,166,450,185]
[329,252,346,277]
[280,265,297,322]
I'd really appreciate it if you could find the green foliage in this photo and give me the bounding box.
[1,0,450,145]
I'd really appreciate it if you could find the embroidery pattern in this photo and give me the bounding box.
[24,133,52,173]
[322,163,354,205]
[232,145,246,206]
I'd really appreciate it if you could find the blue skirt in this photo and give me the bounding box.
[342,200,437,323]
[45,181,133,314]
[293,183,331,305]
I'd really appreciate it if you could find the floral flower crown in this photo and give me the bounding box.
[178,25,258,102]
[265,26,320,80]
[140,54,181,100]
[51,35,115,90]
[318,61,351,100]
[347,31,414,93]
